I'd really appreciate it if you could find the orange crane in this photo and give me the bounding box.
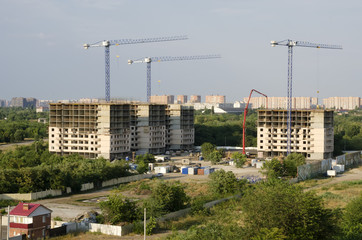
[242,89,268,155]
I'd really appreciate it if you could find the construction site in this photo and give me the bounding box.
[49,102,194,160]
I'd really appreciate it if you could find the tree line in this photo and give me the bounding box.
[0,107,48,143]
[334,110,362,155]
[0,141,131,193]
[194,111,257,147]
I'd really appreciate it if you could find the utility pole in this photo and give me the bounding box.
[144,208,146,240]
[0,211,2,240]
[7,206,10,240]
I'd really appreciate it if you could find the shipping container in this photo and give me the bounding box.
[181,167,189,174]
[204,168,215,175]
[188,167,198,175]
[197,168,204,175]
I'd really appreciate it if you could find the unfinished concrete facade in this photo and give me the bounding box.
[166,105,194,150]
[132,104,167,155]
[49,103,194,159]
[257,109,334,160]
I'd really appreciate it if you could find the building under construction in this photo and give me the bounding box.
[257,109,334,160]
[49,102,194,160]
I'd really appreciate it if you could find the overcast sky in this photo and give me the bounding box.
[0,0,360,102]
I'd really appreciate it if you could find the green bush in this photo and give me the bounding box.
[232,152,247,168]
[143,180,189,217]
[99,194,139,224]
[241,179,339,240]
[341,194,362,239]
[209,169,246,197]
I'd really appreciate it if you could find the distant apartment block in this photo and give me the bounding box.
[323,97,361,110]
[257,109,334,160]
[79,98,102,104]
[38,100,55,107]
[10,97,37,108]
[150,95,174,104]
[49,102,194,160]
[205,95,226,104]
[0,99,7,107]
[176,95,188,104]
[245,97,317,109]
[189,95,201,103]
[36,106,49,113]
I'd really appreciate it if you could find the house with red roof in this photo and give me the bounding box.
[9,203,52,239]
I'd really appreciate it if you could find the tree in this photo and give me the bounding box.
[209,169,246,196]
[209,150,223,164]
[232,152,247,168]
[261,158,284,178]
[283,153,305,177]
[201,142,216,160]
[144,180,189,217]
[241,179,338,240]
[136,160,148,174]
[100,194,139,224]
[341,194,362,239]
[261,153,305,178]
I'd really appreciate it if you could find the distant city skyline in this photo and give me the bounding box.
[1,0,362,102]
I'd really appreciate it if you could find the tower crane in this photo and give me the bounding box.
[128,54,221,102]
[271,39,342,155]
[83,35,188,102]
[243,89,268,155]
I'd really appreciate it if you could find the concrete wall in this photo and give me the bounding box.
[336,151,362,166]
[297,159,332,181]
[101,174,153,188]
[0,189,62,201]
[0,174,152,201]
[298,152,362,181]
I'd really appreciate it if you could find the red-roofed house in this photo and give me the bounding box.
[9,203,52,239]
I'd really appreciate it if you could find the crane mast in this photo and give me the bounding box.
[271,39,342,155]
[128,54,221,102]
[83,35,188,102]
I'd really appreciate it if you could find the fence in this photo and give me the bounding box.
[297,159,332,181]
[48,194,237,237]
[297,151,361,181]
[0,174,153,201]
[336,151,362,166]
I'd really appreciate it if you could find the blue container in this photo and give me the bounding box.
[181,167,189,174]
[125,156,130,161]
[199,156,204,161]
[204,167,214,175]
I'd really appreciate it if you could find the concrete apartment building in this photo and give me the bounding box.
[132,104,167,155]
[257,109,334,160]
[205,95,226,104]
[167,104,194,150]
[0,99,7,107]
[323,97,361,110]
[49,102,194,159]
[10,97,37,108]
[245,97,318,110]
[150,95,174,104]
[189,95,201,103]
[176,95,188,104]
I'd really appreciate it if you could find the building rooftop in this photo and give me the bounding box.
[10,203,51,217]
